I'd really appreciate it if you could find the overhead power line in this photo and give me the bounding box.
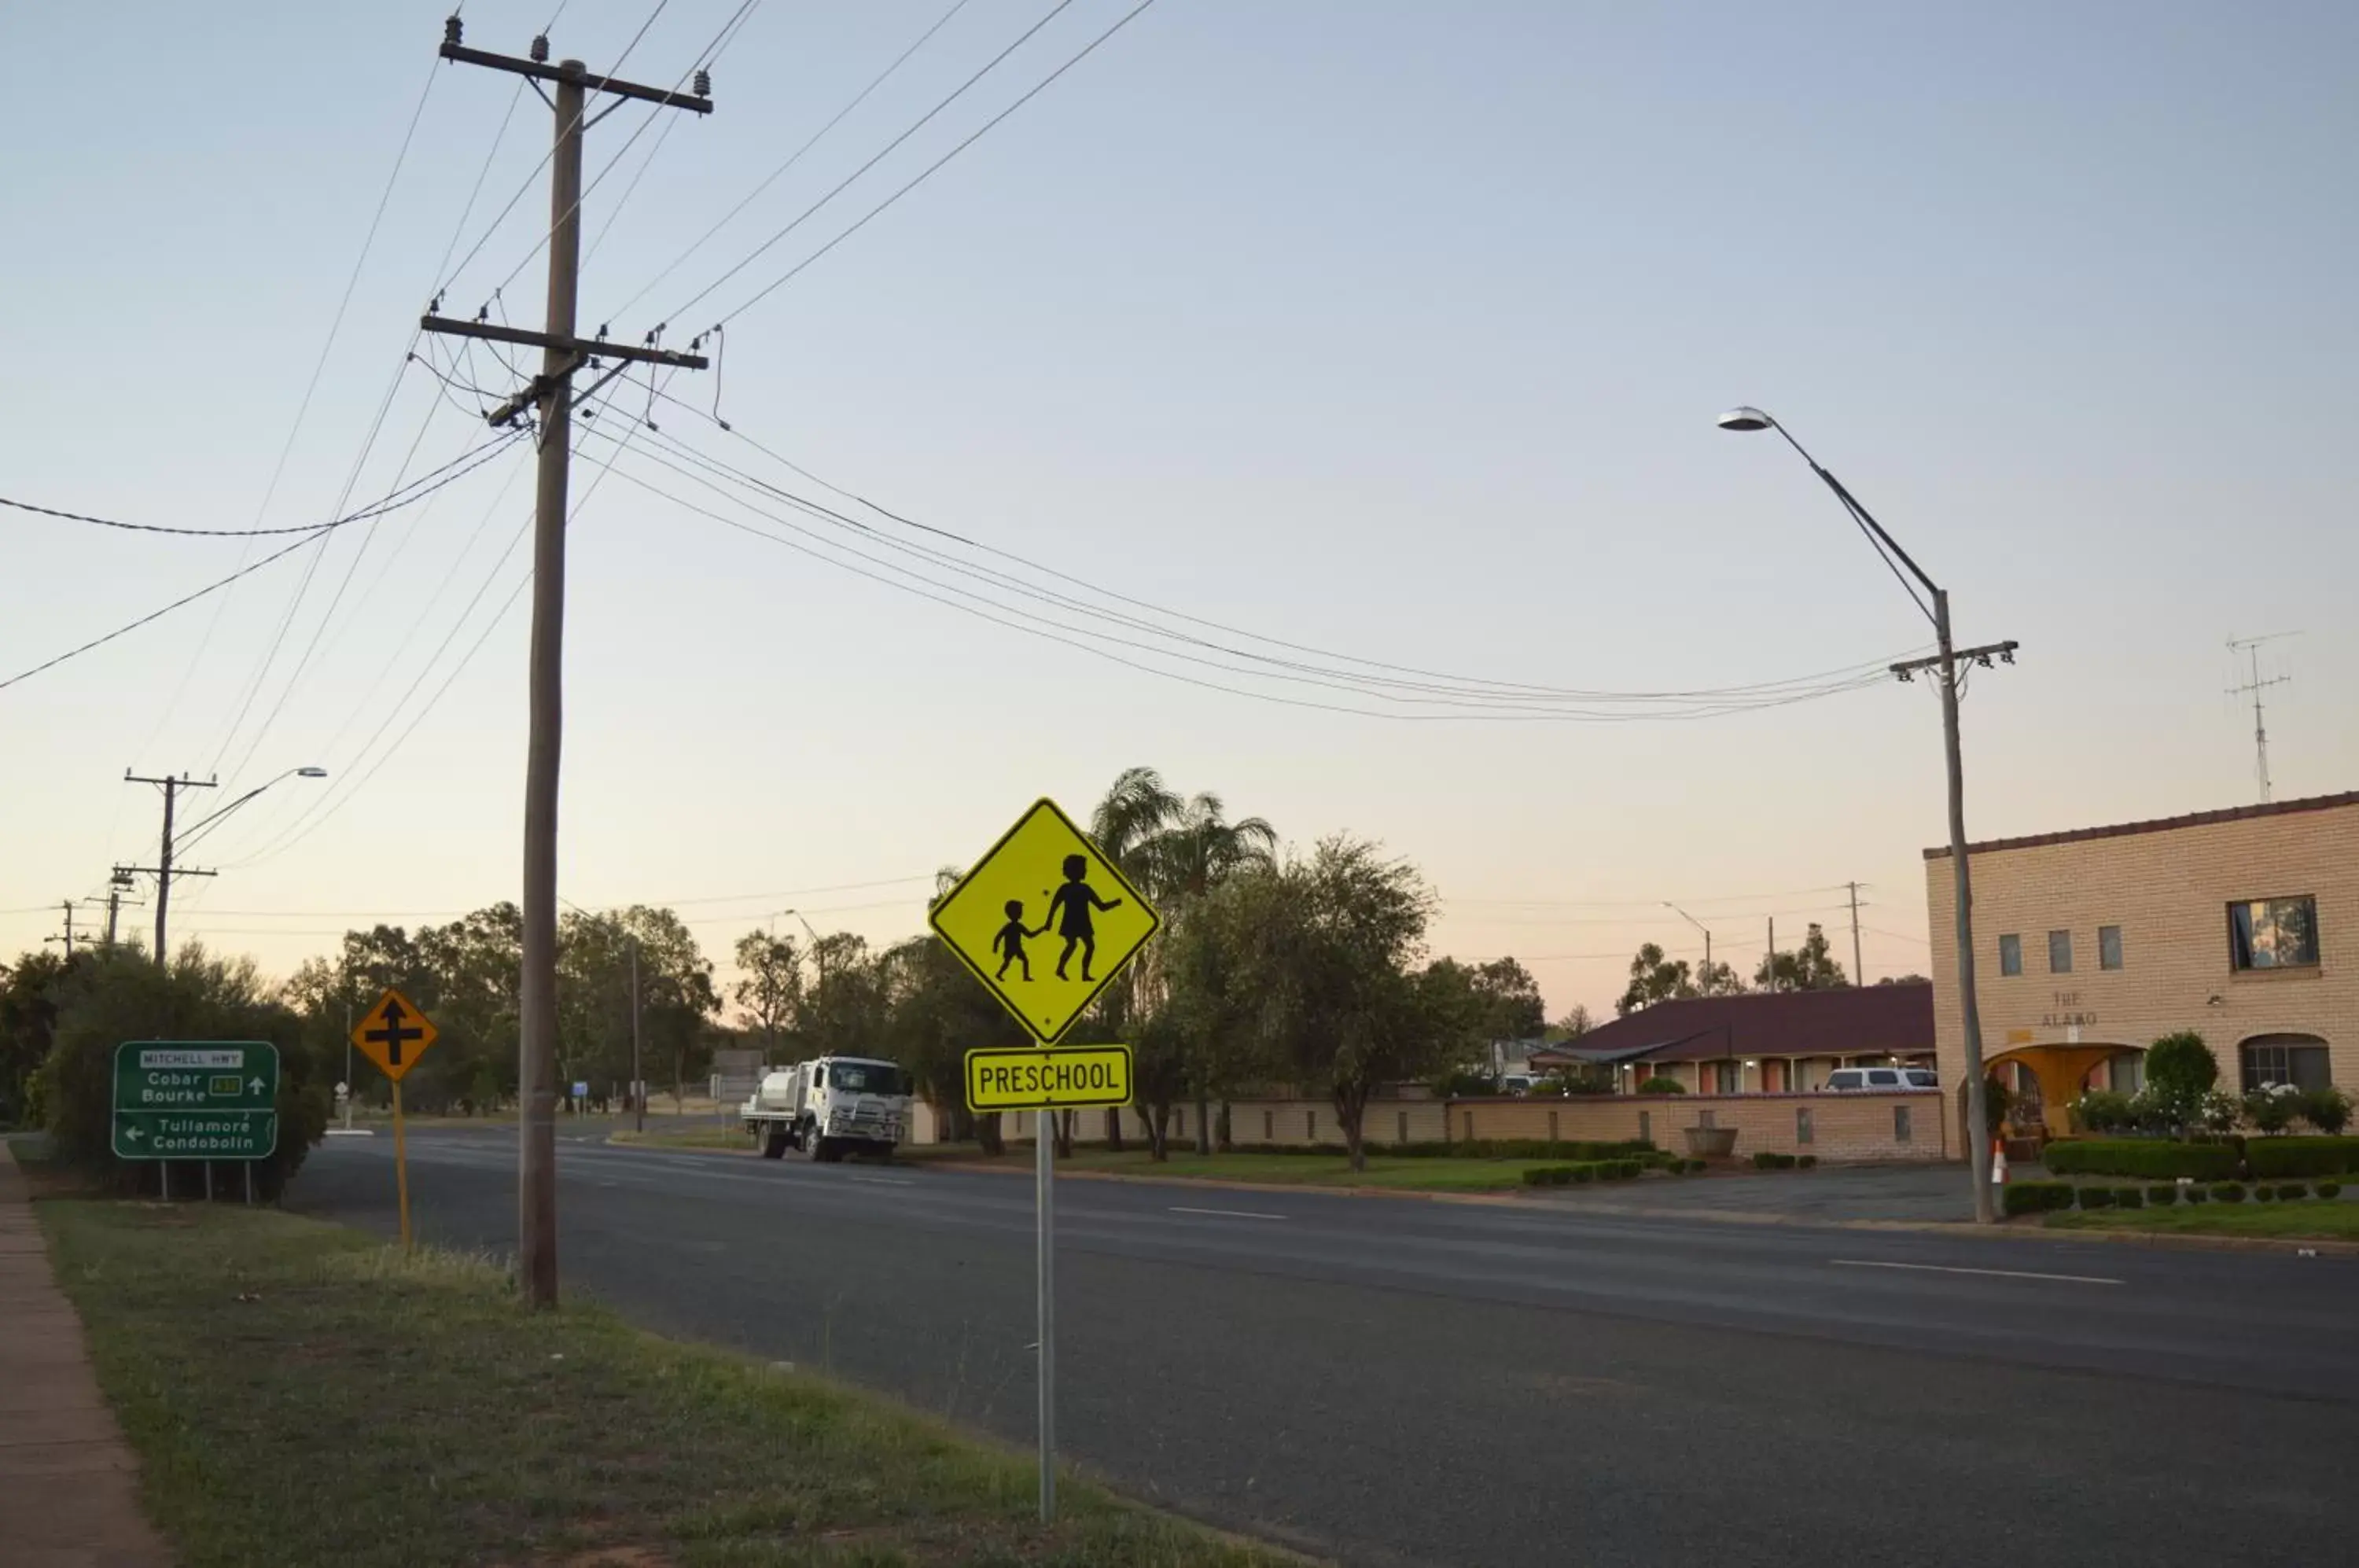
[661,0,1094,324]
[609,0,976,320]
[582,410,1913,723]
[708,0,1163,328]
[0,436,525,695]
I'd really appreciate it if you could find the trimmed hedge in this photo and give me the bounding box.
[2254,1184,2279,1202]
[2148,1185,2178,1207]
[2214,1182,2247,1203]
[2320,1181,2344,1200]
[2004,1180,2074,1216]
[2114,1187,2144,1209]
[2043,1140,2237,1180]
[1751,1150,1801,1170]
[2077,1186,2116,1210]
[1521,1158,1646,1187]
[1797,1154,1817,1169]
[2244,1137,2359,1180]
[2276,1183,2309,1202]
[2186,1186,2210,1205]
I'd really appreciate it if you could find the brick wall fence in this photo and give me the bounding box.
[917,1091,1949,1161]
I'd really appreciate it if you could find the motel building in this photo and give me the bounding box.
[1926,790,2359,1142]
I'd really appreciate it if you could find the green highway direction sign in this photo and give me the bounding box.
[112,1041,279,1161]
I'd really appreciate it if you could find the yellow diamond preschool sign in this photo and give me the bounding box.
[930,798,1161,1044]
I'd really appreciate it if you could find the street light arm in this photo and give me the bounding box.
[1732,408,1940,622]
[170,767,327,856]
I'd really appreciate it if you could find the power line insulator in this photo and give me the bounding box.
[443,14,462,46]
[694,68,711,98]
[530,34,550,64]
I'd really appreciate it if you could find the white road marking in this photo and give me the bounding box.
[849,1176,915,1187]
[1169,1205,1287,1221]
[1829,1258,2122,1286]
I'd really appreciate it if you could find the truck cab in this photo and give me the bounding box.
[743,1055,911,1162]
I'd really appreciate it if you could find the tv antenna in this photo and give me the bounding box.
[2226,632,2298,802]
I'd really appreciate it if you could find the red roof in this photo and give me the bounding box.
[1528,982,1933,1066]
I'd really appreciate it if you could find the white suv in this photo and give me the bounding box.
[1824,1066,1937,1091]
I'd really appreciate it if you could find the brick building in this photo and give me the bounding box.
[1924,790,2359,1136]
[1525,984,1934,1095]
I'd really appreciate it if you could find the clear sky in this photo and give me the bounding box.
[5,0,2354,1018]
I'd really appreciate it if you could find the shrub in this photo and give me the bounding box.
[2074,1089,2135,1135]
[1982,1073,2014,1134]
[1798,1154,1817,1169]
[2254,1184,2278,1202]
[2114,1187,2144,1209]
[2276,1183,2309,1202]
[2185,1185,2210,1205]
[1752,1150,1787,1169]
[2243,1137,2359,1179]
[1636,1077,1686,1095]
[2302,1087,2353,1137]
[2148,1185,2178,1207]
[2004,1180,2073,1217]
[2319,1181,2342,1199]
[2245,1085,2302,1136]
[2043,1139,2236,1181]
[2076,1186,2115,1209]
[1523,1165,1578,1187]
[32,948,329,1199]
[2214,1182,2247,1203]
[1686,1158,1707,1172]
[1569,1163,1595,1183]
[2144,1031,2221,1124]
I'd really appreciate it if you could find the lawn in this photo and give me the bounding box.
[609,1124,760,1152]
[900,1147,1603,1193]
[2046,1200,2359,1240]
[36,1200,1301,1568]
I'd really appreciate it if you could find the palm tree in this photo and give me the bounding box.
[1090,766,1186,882]
[1144,791,1278,903]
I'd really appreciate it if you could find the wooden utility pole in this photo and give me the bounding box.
[1846,882,1864,985]
[43,901,76,957]
[424,17,712,1309]
[629,935,644,1135]
[120,773,218,966]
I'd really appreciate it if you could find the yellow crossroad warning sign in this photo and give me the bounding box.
[966,1044,1134,1112]
[929,798,1161,1044]
[351,988,438,1083]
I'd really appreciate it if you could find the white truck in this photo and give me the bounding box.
[741,1055,911,1162]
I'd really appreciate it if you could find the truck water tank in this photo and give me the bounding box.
[753,1069,800,1113]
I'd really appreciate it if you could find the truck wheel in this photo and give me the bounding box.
[800,1125,826,1161]
[761,1129,789,1160]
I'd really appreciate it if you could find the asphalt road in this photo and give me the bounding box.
[293,1130,2359,1567]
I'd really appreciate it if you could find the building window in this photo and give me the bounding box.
[1712,1062,1739,1095]
[1463,1110,1474,1142]
[1262,1110,1272,1142]
[2099,925,2123,971]
[1307,1110,1316,1142]
[1999,934,2022,977]
[2240,1035,2333,1092]
[2048,930,2073,974]
[1698,1109,1716,1129]
[1894,1105,1912,1143]
[1398,1111,1410,1145]
[1638,1110,1651,1144]
[2230,897,2320,970]
[1548,1110,1559,1142]
[1797,1106,1814,1145]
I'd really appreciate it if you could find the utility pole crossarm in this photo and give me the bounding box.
[1892,641,2018,679]
[436,40,713,113]
[418,316,708,372]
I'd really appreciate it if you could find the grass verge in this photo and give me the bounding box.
[898,1147,1586,1193]
[36,1199,1303,1568]
[608,1124,760,1152]
[2045,1201,2359,1239]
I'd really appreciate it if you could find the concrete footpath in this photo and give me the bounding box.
[0,1142,172,1568]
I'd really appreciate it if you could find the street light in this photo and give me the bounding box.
[1717,406,2007,1224]
[1663,902,1713,977]
[138,765,329,966]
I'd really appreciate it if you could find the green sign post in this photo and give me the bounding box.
[112,1041,279,1162]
